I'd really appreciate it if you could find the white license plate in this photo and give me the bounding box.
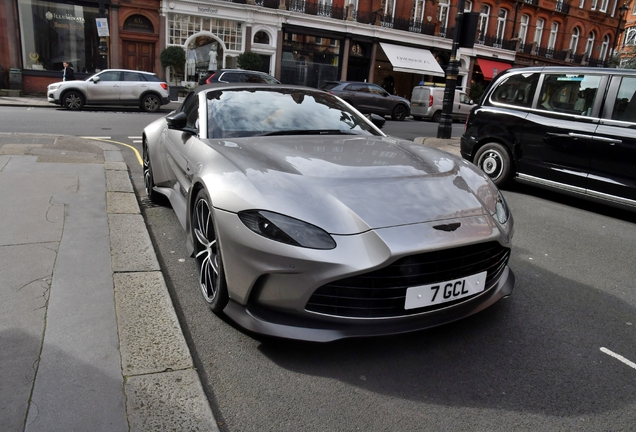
[404,271,487,310]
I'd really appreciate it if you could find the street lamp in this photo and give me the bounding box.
[610,2,630,62]
[437,0,466,139]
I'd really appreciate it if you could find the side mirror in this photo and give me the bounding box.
[366,113,386,129]
[91,76,100,83]
[166,111,188,130]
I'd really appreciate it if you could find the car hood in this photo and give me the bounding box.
[200,135,499,234]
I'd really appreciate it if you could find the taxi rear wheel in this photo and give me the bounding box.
[474,142,513,187]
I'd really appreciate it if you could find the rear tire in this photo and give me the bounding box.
[141,94,161,113]
[63,91,84,110]
[474,142,513,187]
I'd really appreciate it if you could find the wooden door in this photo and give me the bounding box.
[123,41,155,72]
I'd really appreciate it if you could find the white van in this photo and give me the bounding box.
[411,85,475,122]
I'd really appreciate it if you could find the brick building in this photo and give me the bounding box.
[0,0,630,99]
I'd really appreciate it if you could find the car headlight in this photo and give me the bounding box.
[238,210,336,250]
[48,84,60,91]
[493,191,510,225]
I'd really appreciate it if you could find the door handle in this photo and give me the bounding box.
[593,136,622,145]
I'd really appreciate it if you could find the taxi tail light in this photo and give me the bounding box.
[160,83,168,90]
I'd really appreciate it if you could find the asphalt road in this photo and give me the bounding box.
[2,106,635,431]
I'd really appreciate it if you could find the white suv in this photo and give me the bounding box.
[47,69,170,112]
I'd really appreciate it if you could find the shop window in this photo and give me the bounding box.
[17,0,103,73]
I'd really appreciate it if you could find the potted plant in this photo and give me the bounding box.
[160,46,186,100]
[237,51,263,71]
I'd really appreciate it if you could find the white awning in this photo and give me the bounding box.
[379,42,445,77]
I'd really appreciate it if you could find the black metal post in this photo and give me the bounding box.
[437,0,465,139]
[98,0,108,71]
[610,3,629,61]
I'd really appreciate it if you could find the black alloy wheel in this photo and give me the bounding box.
[391,104,408,121]
[192,189,229,313]
[142,141,161,203]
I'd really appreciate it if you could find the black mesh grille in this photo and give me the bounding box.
[306,242,510,318]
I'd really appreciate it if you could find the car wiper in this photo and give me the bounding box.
[259,129,359,136]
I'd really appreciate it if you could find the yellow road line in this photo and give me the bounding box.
[81,136,143,166]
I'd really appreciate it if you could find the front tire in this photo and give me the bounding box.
[391,104,408,121]
[192,189,229,313]
[474,142,513,187]
[63,91,84,110]
[141,94,161,112]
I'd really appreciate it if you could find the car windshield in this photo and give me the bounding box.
[206,88,382,138]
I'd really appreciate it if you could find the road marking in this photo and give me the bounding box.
[129,136,142,139]
[87,136,112,139]
[81,136,142,166]
[600,347,636,370]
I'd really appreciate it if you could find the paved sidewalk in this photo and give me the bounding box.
[0,133,218,431]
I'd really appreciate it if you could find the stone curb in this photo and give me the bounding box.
[96,141,219,431]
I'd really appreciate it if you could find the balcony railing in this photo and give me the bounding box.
[555,1,571,14]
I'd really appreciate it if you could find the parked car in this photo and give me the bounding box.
[320,81,411,120]
[142,83,514,342]
[411,85,475,122]
[461,66,636,212]
[47,69,170,112]
[198,69,280,85]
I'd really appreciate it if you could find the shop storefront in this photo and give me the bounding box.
[17,0,104,75]
[280,27,341,88]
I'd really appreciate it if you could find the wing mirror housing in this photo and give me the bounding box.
[166,111,188,129]
[366,113,386,129]
[91,76,100,83]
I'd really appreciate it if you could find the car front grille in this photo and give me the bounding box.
[306,242,510,318]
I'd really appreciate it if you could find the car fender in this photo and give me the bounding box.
[469,106,526,162]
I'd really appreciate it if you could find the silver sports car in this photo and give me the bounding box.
[142,84,515,342]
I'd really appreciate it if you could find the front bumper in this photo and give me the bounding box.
[214,209,514,342]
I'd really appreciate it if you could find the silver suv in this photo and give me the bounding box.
[47,69,170,112]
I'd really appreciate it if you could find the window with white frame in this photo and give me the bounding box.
[585,31,595,57]
[412,0,425,22]
[579,0,585,8]
[600,0,609,12]
[479,5,490,40]
[600,34,610,59]
[496,8,507,41]
[438,0,450,29]
[591,0,598,10]
[519,14,529,43]
[168,14,243,51]
[465,1,472,12]
[384,0,395,18]
[548,22,558,49]
[570,27,580,52]
[625,27,636,45]
[534,18,545,44]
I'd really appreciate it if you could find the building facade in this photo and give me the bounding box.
[0,0,630,100]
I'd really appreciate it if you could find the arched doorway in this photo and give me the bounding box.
[185,35,224,84]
